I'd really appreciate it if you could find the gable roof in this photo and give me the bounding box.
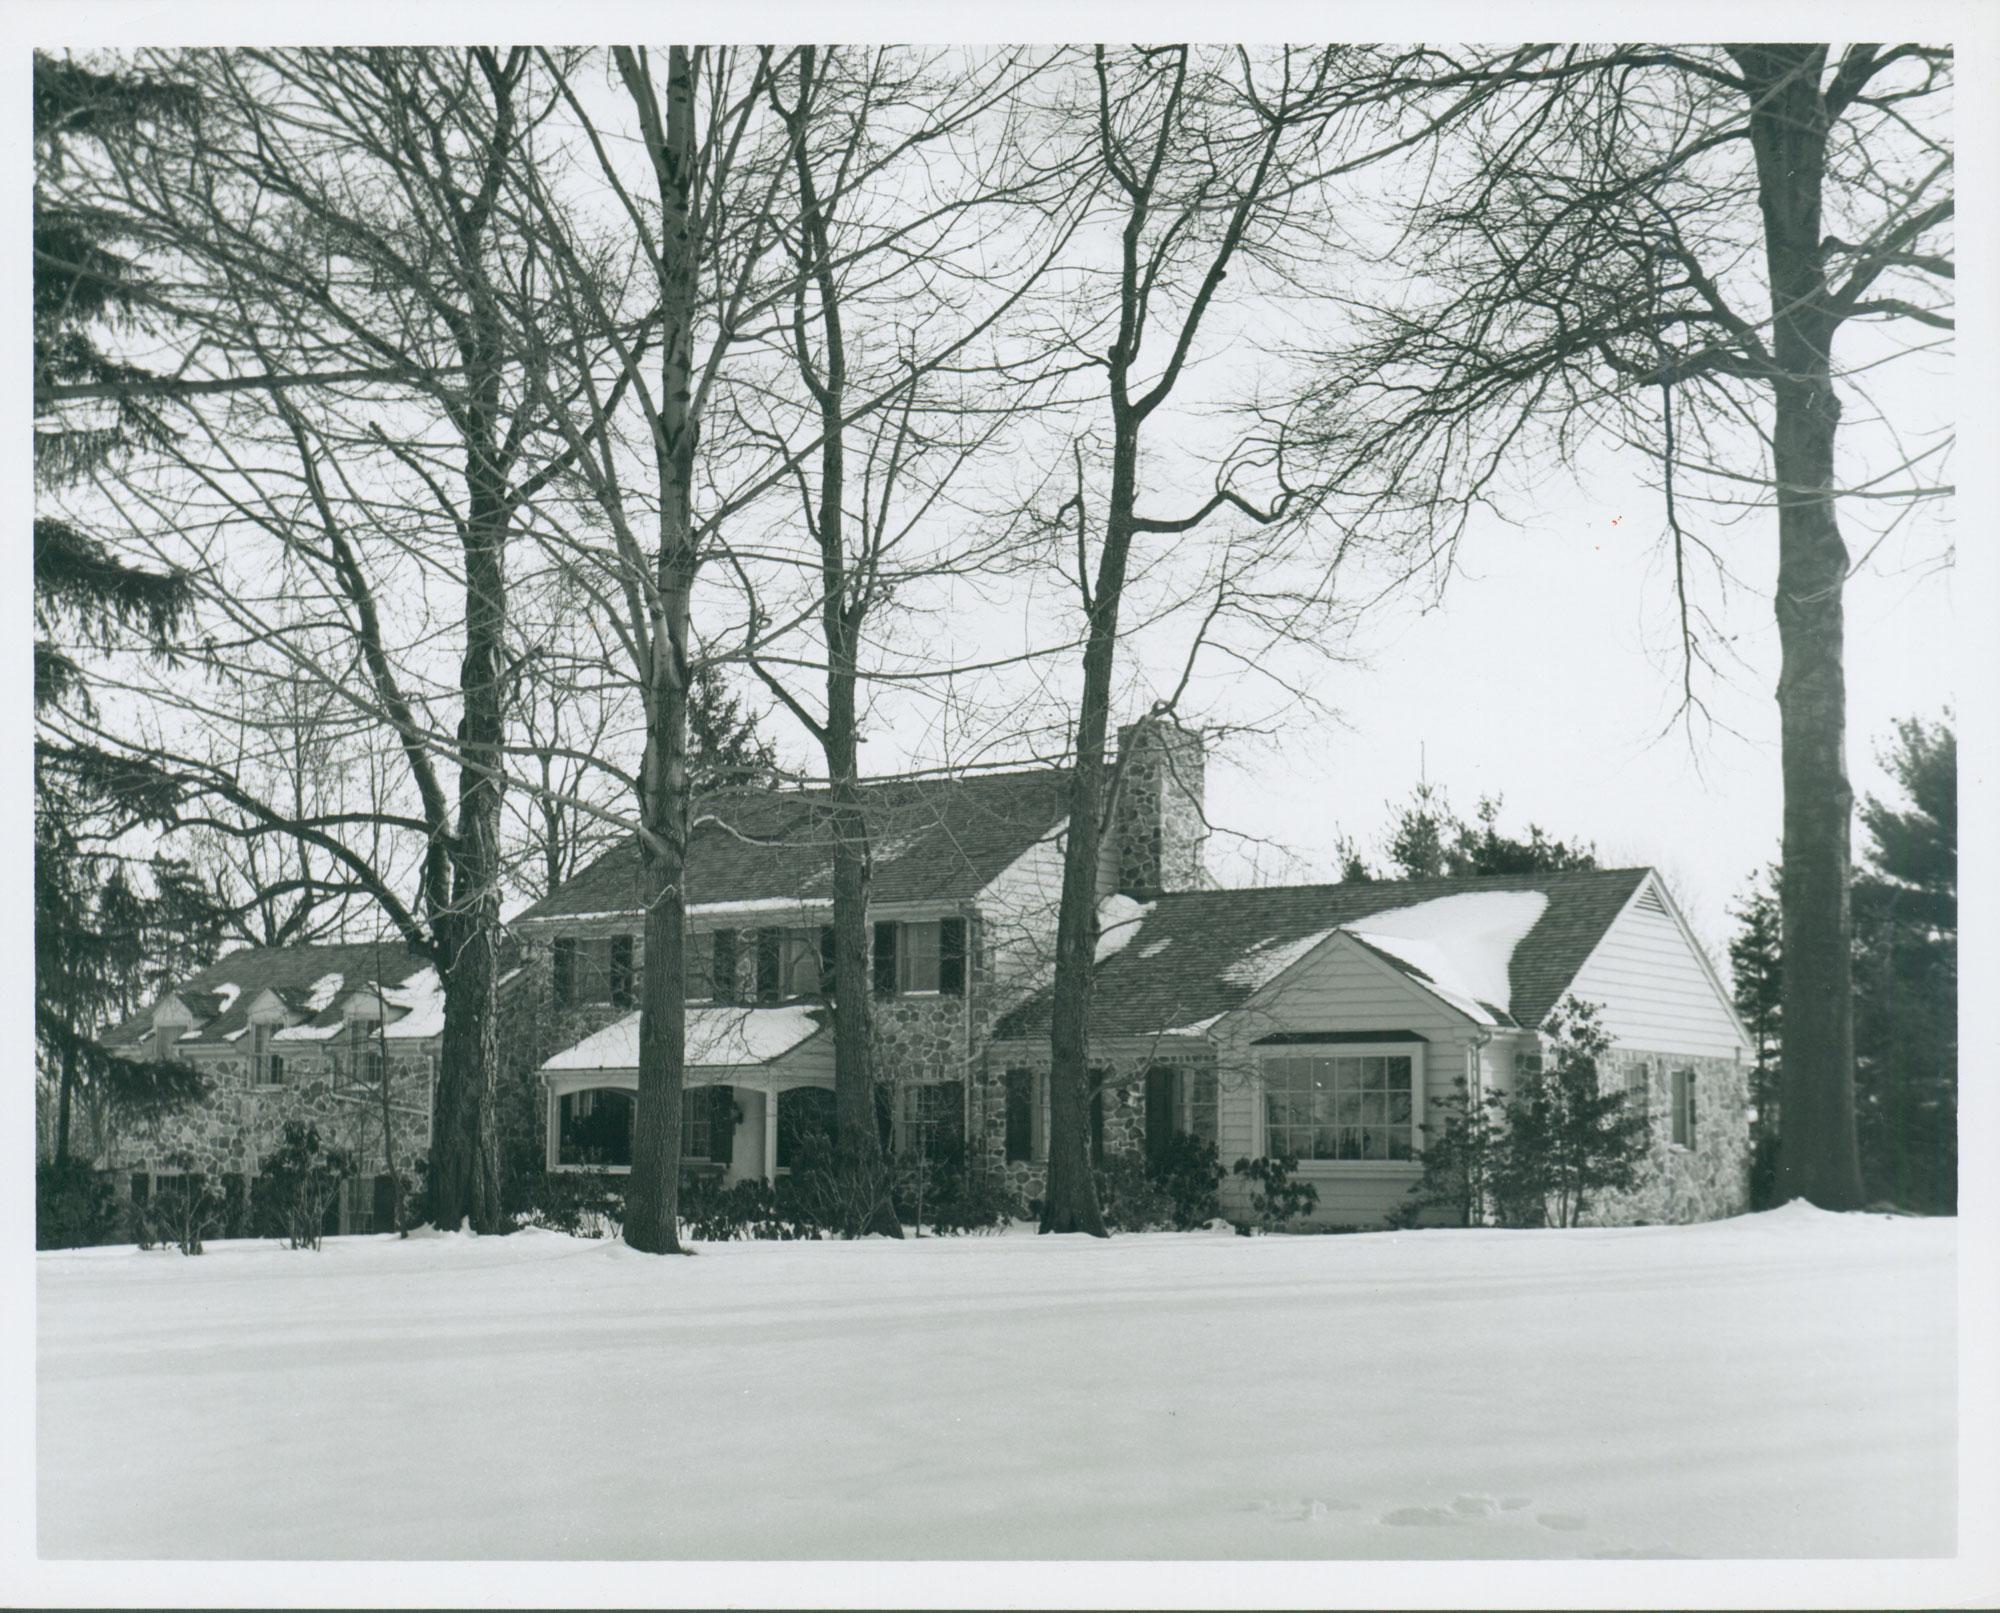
[518,768,1071,923]
[99,941,442,1051]
[994,867,1651,1041]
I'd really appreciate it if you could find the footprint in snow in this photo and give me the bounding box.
[1537,1511,1590,1531]
[1381,1505,1462,1527]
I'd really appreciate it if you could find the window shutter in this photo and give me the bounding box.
[372,1172,395,1232]
[552,937,576,1008]
[818,926,837,994]
[938,916,966,996]
[712,929,739,1004]
[873,922,898,997]
[610,935,635,1008]
[1004,1070,1033,1162]
[710,1085,736,1166]
[1088,1072,1106,1166]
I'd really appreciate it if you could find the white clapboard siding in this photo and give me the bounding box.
[1214,934,1482,1216]
[1563,882,1748,1059]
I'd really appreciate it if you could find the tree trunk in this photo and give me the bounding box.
[781,48,900,1237]
[619,43,701,1256]
[1042,422,1139,1238]
[56,1028,75,1168]
[1734,46,1865,1210]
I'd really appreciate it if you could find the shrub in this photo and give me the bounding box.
[1493,999,1648,1228]
[1147,1132,1225,1230]
[1231,1154,1320,1230]
[252,1122,354,1251]
[36,1158,121,1250]
[141,1155,228,1255]
[1094,1151,1175,1232]
[509,1169,625,1239]
[891,1138,1016,1236]
[1397,1076,1507,1228]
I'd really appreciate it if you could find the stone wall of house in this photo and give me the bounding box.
[111,1045,434,1190]
[973,1040,1216,1207]
[1586,1049,1751,1225]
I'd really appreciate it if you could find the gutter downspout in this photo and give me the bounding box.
[1466,1027,1495,1226]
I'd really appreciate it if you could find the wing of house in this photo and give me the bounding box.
[988,866,1753,1228]
[93,941,448,1232]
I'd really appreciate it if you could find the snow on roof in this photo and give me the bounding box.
[305,972,345,1013]
[1095,895,1154,964]
[213,983,241,1017]
[541,1003,826,1074]
[272,1021,343,1042]
[1220,929,1336,993]
[1138,938,1171,959]
[381,967,446,1039]
[1339,890,1549,1022]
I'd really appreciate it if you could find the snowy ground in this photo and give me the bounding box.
[36,1205,1955,1564]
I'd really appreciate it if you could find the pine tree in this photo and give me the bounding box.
[1379,785,1596,881]
[34,52,210,1169]
[1728,866,1784,1206]
[1852,718,1955,1212]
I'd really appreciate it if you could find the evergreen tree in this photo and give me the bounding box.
[1371,785,1597,881]
[1728,866,1784,1206]
[34,52,213,1169]
[1851,719,1955,1212]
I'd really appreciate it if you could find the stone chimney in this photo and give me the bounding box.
[1107,717,1207,899]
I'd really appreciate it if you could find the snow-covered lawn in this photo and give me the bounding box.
[37,1204,1954,1561]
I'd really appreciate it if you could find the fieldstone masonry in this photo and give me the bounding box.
[1112,719,1208,899]
[1588,1049,1752,1225]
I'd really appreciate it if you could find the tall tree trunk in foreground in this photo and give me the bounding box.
[1732,45,1864,1209]
[619,44,700,1255]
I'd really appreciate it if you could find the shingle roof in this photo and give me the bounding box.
[994,867,1650,1041]
[517,768,1071,923]
[99,941,438,1049]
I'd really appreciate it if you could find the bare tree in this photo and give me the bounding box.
[43,47,584,1229]
[1291,43,1952,1209]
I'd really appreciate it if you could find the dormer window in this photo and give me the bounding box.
[250,1021,285,1087]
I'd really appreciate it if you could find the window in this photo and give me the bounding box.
[558,1086,633,1167]
[350,1037,385,1090]
[1004,1069,1035,1163]
[1262,1054,1416,1162]
[1671,1067,1697,1149]
[554,935,641,1009]
[875,918,967,997]
[1142,1066,1220,1170]
[552,937,576,1007]
[896,1082,964,1156]
[1624,1061,1652,1123]
[150,1020,180,1064]
[251,1021,285,1086]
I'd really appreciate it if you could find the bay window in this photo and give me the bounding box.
[1262,1051,1418,1162]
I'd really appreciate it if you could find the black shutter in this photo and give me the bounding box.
[130,1172,149,1204]
[372,1172,395,1232]
[1088,1072,1106,1165]
[712,929,739,1003]
[1004,1069,1033,1162]
[818,926,837,995]
[610,935,635,1008]
[756,928,782,1002]
[873,921,898,997]
[552,937,576,1008]
[710,1085,736,1166]
[938,916,966,996]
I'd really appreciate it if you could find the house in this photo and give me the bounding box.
[988,865,1754,1227]
[102,715,1753,1232]
[97,942,444,1234]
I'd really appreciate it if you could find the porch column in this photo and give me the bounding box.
[764,1080,780,1184]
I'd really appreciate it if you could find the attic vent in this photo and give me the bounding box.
[1634,885,1668,916]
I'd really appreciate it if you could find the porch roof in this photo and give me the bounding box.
[540,1003,830,1075]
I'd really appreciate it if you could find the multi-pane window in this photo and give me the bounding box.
[873,918,967,997]
[554,935,641,1008]
[250,1021,285,1086]
[1624,1061,1653,1123]
[556,1085,721,1169]
[1262,1054,1416,1162]
[896,1081,965,1156]
[1671,1067,1698,1149]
